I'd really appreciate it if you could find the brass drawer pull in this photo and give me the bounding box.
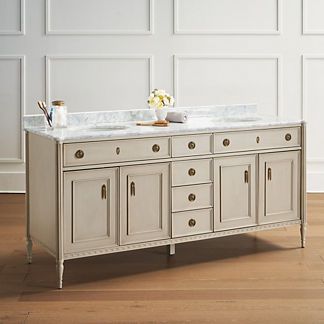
[285,133,292,141]
[75,150,84,159]
[223,138,230,147]
[130,181,136,196]
[152,144,160,153]
[101,184,107,200]
[116,147,120,155]
[188,141,196,150]
[267,168,272,181]
[188,168,196,176]
[244,170,249,183]
[188,219,196,227]
[188,193,196,202]
[256,136,260,144]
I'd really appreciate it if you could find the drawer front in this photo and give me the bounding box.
[172,183,213,212]
[172,208,213,238]
[214,127,300,153]
[172,159,212,186]
[64,137,171,167]
[172,134,212,157]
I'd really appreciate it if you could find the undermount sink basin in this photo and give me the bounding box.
[84,125,128,131]
[223,116,262,122]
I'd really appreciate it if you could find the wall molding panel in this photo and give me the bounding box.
[174,0,282,35]
[0,0,25,35]
[46,0,154,35]
[302,0,324,35]
[173,54,282,116]
[0,55,25,163]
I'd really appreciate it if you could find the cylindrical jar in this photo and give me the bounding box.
[52,100,67,128]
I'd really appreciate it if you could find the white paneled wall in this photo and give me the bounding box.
[0,0,323,192]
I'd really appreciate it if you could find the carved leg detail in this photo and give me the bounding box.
[169,244,175,256]
[26,237,33,264]
[300,224,307,248]
[57,259,64,289]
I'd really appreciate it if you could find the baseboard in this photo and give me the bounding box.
[307,172,324,193]
[0,172,25,193]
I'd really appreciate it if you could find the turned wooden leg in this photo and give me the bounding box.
[56,259,64,289]
[26,237,33,264]
[300,224,307,248]
[169,244,175,256]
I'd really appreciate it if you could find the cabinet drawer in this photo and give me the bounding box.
[172,209,213,238]
[172,134,212,157]
[214,127,300,153]
[64,137,171,167]
[172,159,212,186]
[172,183,213,212]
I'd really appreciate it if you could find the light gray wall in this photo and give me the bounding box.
[0,0,323,191]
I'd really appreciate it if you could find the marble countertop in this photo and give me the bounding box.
[24,105,303,143]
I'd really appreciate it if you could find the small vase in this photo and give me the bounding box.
[155,108,168,121]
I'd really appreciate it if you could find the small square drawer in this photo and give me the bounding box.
[172,208,213,238]
[172,159,212,186]
[214,127,300,153]
[64,137,171,167]
[172,183,213,212]
[172,134,212,157]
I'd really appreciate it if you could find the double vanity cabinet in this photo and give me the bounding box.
[25,116,306,289]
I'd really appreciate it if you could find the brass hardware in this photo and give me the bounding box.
[223,138,230,147]
[152,144,160,153]
[52,100,65,106]
[130,181,136,196]
[267,167,272,181]
[188,193,196,202]
[244,170,249,183]
[116,147,120,155]
[101,184,107,200]
[188,219,196,227]
[75,150,84,159]
[188,141,196,150]
[285,133,292,141]
[188,168,196,176]
[256,136,260,144]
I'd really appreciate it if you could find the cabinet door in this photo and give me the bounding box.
[259,151,300,224]
[120,163,170,245]
[63,168,118,253]
[214,155,257,230]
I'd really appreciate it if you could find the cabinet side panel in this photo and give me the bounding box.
[28,133,57,255]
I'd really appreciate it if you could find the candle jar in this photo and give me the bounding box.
[51,100,67,128]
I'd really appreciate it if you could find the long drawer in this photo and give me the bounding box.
[214,127,300,153]
[64,137,171,167]
[172,134,212,157]
[172,208,213,238]
[172,159,212,186]
[172,183,213,212]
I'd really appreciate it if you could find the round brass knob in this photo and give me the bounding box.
[188,193,196,202]
[188,141,196,150]
[116,147,120,155]
[188,219,196,227]
[152,144,160,152]
[285,133,292,141]
[223,138,230,147]
[75,150,84,159]
[188,168,196,176]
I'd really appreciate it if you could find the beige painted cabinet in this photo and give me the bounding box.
[214,155,257,230]
[259,151,300,224]
[119,163,170,245]
[63,168,118,253]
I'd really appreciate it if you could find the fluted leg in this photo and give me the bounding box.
[300,224,307,248]
[57,259,64,289]
[26,237,33,264]
[169,244,175,256]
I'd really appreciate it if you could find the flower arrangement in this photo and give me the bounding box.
[147,89,175,109]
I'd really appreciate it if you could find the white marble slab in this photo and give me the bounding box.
[24,104,302,143]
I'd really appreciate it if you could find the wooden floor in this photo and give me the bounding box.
[0,194,324,324]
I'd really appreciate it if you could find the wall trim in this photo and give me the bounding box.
[0,0,25,35]
[302,0,324,35]
[45,0,154,35]
[173,54,282,116]
[0,172,25,193]
[173,0,282,35]
[0,55,25,163]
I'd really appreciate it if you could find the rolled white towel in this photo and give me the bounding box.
[166,111,188,123]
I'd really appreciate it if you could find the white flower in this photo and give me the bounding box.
[147,89,175,109]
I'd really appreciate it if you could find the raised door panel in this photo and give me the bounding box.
[259,151,300,224]
[120,163,170,244]
[63,168,118,253]
[214,155,257,230]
